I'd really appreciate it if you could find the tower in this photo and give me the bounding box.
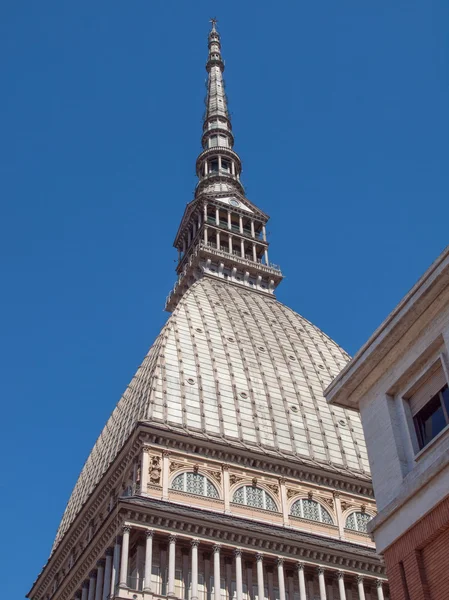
[28,22,389,600]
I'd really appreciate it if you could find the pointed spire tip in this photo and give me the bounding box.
[210,17,218,32]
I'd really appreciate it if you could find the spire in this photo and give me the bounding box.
[165,22,283,312]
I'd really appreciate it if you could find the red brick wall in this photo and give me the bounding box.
[383,495,449,600]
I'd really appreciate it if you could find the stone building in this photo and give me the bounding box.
[326,246,449,599]
[28,22,388,600]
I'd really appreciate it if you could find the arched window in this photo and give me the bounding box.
[171,472,219,499]
[290,498,334,524]
[232,485,278,512]
[345,512,372,533]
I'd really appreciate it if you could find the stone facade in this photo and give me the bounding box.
[326,246,449,599]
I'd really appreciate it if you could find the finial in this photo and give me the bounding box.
[210,17,218,31]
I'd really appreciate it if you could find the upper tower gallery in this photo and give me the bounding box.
[166,20,283,311]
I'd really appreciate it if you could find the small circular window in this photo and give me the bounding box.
[291,405,299,413]
[339,419,346,427]
[318,364,324,370]
[228,337,235,343]
[258,346,266,352]
[196,328,203,334]
[240,392,248,399]
[289,355,296,361]
[187,378,195,385]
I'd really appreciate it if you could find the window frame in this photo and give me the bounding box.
[170,471,219,499]
[289,497,334,525]
[413,385,449,450]
[231,484,278,512]
[344,511,373,533]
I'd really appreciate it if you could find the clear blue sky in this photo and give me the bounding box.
[1,1,448,597]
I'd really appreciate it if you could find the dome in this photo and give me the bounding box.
[54,277,370,548]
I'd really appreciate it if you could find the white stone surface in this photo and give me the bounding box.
[54,277,370,548]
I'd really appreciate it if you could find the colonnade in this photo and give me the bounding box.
[73,526,387,600]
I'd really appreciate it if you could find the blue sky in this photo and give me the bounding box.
[1,1,448,597]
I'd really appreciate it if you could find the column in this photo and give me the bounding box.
[337,572,346,600]
[235,548,243,600]
[82,581,89,600]
[264,249,269,266]
[198,213,202,229]
[143,530,154,592]
[223,465,230,513]
[231,161,235,176]
[375,580,384,600]
[182,548,190,600]
[252,243,257,262]
[110,537,121,597]
[286,570,294,600]
[225,557,233,600]
[228,211,232,229]
[239,215,243,234]
[256,554,264,600]
[333,493,344,540]
[160,544,168,596]
[88,572,96,600]
[102,549,113,600]
[162,451,170,500]
[216,207,220,225]
[277,558,286,600]
[296,563,306,600]
[168,534,177,597]
[95,561,104,600]
[317,567,327,600]
[204,552,211,600]
[136,544,145,590]
[229,235,233,254]
[191,540,199,600]
[218,155,222,171]
[205,161,208,175]
[246,561,253,600]
[241,238,245,258]
[119,526,131,588]
[279,478,289,526]
[216,231,221,250]
[262,225,266,242]
[214,545,221,600]
[356,576,365,600]
[204,202,208,221]
[266,567,274,600]
[250,220,255,238]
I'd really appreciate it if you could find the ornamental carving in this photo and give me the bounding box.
[287,488,298,499]
[149,455,162,484]
[323,497,334,509]
[229,474,244,486]
[169,461,184,473]
[266,483,279,496]
[340,500,353,512]
[209,470,222,483]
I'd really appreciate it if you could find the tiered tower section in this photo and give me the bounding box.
[166,21,282,312]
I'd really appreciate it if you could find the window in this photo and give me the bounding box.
[171,472,219,498]
[232,485,278,511]
[209,136,218,148]
[345,511,372,533]
[210,160,219,172]
[290,498,333,524]
[221,160,230,172]
[408,363,449,450]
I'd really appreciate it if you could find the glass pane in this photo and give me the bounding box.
[441,385,449,417]
[320,506,333,524]
[345,513,356,530]
[355,512,372,533]
[171,474,184,491]
[302,499,320,521]
[290,500,302,517]
[232,486,245,505]
[415,393,447,448]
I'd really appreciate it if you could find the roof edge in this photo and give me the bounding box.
[326,245,449,409]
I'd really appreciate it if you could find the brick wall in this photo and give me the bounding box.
[383,496,449,599]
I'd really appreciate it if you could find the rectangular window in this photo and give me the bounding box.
[210,160,219,172]
[221,160,230,172]
[409,363,449,449]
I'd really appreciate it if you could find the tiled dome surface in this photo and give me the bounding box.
[54,278,370,547]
